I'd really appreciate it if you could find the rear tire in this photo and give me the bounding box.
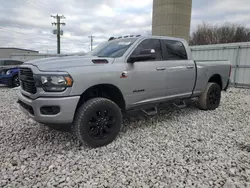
[198,83,221,110]
[72,98,122,148]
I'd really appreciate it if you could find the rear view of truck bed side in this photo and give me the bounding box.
[192,60,231,97]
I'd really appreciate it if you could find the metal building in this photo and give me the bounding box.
[0,48,38,59]
[191,42,250,87]
[152,0,192,41]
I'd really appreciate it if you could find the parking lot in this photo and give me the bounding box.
[0,85,250,187]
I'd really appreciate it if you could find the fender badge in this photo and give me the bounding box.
[120,71,128,78]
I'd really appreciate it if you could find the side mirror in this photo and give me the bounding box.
[128,49,156,63]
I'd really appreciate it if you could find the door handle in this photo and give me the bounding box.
[186,66,194,69]
[156,67,166,71]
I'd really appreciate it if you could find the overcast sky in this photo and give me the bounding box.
[0,0,250,54]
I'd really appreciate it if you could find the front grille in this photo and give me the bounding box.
[19,68,37,94]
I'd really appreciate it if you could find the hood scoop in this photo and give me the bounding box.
[92,59,109,64]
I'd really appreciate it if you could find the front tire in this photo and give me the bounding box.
[198,83,221,110]
[73,98,122,148]
[11,75,20,88]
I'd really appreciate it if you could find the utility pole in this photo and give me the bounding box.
[88,35,95,51]
[51,15,66,54]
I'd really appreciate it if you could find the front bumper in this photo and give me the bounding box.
[18,92,80,124]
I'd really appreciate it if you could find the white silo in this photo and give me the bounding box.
[152,0,192,41]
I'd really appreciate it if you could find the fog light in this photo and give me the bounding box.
[40,106,60,115]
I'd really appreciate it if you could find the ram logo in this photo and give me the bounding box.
[133,89,145,93]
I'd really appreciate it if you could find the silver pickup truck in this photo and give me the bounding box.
[18,35,231,147]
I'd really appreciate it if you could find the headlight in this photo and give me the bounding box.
[36,75,73,92]
[6,70,12,75]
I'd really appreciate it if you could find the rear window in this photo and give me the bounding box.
[162,40,188,60]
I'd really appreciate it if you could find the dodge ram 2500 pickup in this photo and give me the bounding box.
[17,35,231,147]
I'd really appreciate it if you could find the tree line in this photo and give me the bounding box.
[189,22,250,45]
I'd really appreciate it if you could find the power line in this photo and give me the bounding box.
[0,27,90,47]
[35,0,54,13]
[0,27,27,35]
[25,0,52,14]
[51,14,66,54]
[0,27,55,42]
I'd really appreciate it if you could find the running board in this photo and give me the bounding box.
[173,100,187,109]
[140,100,187,116]
[141,106,158,116]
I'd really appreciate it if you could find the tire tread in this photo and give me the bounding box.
[198,82,221,110]
[72,97,122,147]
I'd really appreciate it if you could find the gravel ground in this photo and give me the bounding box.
[0,85,250,188]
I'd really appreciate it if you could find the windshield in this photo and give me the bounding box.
[87,38,137,58]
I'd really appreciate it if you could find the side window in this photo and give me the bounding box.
[132,39,162,61]
[163,40,187,60]
[0,60,3,66]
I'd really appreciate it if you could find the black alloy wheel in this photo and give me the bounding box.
[88,109,116,140]
[208,87,220,106]
[12,75,20,87]
[73,98,122,148]
[199,83,221,110]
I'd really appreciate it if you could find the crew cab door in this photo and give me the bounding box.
[125,39,167,106]
[161,39,196,98]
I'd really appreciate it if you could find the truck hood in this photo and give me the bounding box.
[23,55,115,72]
